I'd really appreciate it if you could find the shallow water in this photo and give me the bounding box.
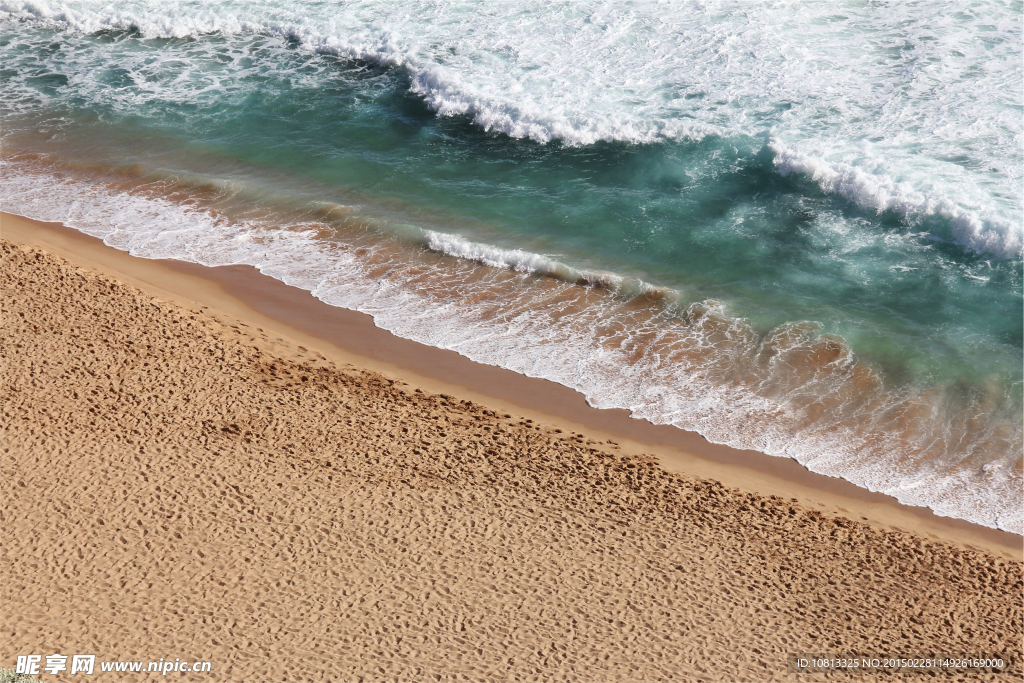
[1,0,1021,532]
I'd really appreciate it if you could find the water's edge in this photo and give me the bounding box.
[6,208,1022,557]
[2,173,1019,535]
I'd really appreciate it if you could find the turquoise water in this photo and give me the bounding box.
[1,2,1021,531]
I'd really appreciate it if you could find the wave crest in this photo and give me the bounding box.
[770,141,1023,259]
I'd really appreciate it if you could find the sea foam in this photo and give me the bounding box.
[770,142,1023,259]
[423,231,625,290]
[1,0,1020,258]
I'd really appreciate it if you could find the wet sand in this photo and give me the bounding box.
[2,212,1021,681]
[5,213,1018,557]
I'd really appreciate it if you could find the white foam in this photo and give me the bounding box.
[2,0,1020,258]
[770,141,1023,259]
[425,230,564,274]
[423,230,623,289]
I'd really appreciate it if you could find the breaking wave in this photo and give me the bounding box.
[769,141,1022,260]
[3,0,1021,258]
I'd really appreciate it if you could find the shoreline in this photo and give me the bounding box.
[4,210,1022,681]
[3,210,1020,559]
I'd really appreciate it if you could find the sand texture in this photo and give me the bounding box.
[2,238,1021,682]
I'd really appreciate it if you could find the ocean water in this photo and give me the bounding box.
[1,0,1021,532]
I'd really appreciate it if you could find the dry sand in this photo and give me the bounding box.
[1,214,1021,682]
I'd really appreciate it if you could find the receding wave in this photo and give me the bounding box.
[2,154,1020,534]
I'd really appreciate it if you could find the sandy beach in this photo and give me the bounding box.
[2,212,1021,681]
